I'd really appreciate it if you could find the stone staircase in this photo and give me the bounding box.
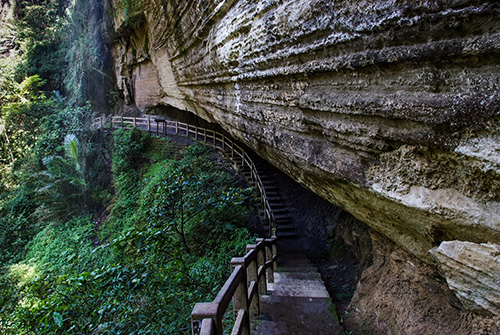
[237,159,300,240]
[237,161,341,335]
[253,238,342,335]
[255,163,299,240]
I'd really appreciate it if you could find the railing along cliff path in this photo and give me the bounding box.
[92,115,280,335]
[93,115,276,235]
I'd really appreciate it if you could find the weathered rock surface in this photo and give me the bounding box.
[110,0,500,321]
[0,1,15,57]
[432,241,500,316]
[344,232,500,335]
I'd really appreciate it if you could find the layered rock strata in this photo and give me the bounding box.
[432,241,500,316]
[110,0,500,319]
[344,233,500,335]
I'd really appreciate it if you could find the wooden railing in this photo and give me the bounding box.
[191,237,277,335]
[93,115,277,236]
[93,115,281,334]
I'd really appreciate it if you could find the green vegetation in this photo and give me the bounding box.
[0,0,255,333]
[1,129,254,334]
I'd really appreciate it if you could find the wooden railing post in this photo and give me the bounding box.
[271,236,278,272]
[270,218,277,238]
[255,239,267,295]
[264,239,275,283]
[148,118,151,131]
[230,259,250,335]
[245,246,260,318]
[191,303,219,335]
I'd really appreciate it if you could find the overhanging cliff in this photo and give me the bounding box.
[109,0,500,320]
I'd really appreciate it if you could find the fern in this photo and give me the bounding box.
[64,134,80,171]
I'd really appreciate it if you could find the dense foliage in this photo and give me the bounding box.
[1,129,254,334]
[1,0,255,333]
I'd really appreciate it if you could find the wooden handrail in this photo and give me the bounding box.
[93,115,277,235]
[92,115,280,334]
[191,238,277,335]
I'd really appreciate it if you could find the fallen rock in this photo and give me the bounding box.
[431,241,500,316]
[344,233,500,335]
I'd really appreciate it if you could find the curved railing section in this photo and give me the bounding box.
[93,115,276,235]
[93,115,280,335]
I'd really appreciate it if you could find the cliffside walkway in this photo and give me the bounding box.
[92,115,341,335]
[254,238,341,335]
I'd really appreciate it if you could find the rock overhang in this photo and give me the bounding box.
[110,0,500,315]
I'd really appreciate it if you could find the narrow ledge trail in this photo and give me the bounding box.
[94,115,343,335]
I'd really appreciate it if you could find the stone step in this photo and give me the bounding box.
[259,295,334,315]
[265,188,279,193]
[254,296,342,335]
[276,231,300,239]
[273,213,291,221]
[273,271,323,281]
[266,280,330,298]
[254,319,341,335]
[277,266,319,273]
[254,271,341,335]
[277,224,295,231]
[278,257,314,269]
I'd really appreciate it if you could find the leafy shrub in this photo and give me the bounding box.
[23,215,103,276]
[0,185,39,267]
[112,127,149,195]
[1,132,255,334]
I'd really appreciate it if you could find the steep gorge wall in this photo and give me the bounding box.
[110,0,500,329]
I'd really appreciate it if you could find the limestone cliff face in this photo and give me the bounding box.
[0,1,15,57]
[111,0,500,317]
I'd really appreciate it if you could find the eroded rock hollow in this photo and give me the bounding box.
[109,0,500,332]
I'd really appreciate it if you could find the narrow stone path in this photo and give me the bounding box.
[248,161,342,334]
[253,238,342,335]
[229,150,342,335]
